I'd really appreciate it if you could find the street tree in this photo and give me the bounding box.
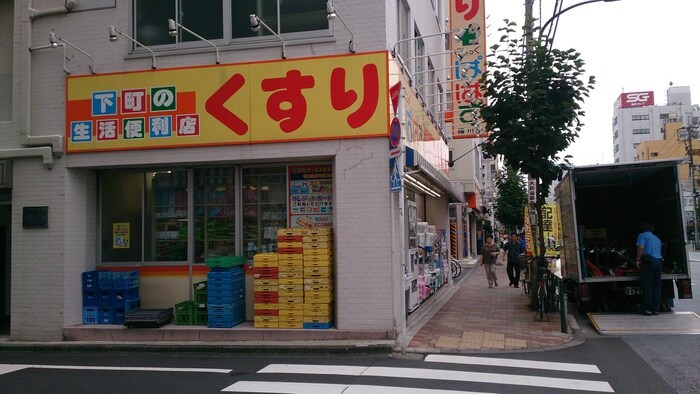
[494,165,527,233]
[478,20,595,260]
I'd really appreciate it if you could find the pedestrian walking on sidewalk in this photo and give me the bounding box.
[503,232,525,288]
[479,234,500,288]
[635,222,663,316]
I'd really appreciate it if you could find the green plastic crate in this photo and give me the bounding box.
[194,307,208,326]
[205,255,246,268]
[193,281,207,304]
[174,301,196,325]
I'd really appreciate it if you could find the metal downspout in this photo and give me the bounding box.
[2,1,77,168]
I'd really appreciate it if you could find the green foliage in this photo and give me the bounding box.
[494,165,527,232]
[478,20,595,205]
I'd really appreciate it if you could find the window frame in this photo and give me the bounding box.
[130,0,331,53]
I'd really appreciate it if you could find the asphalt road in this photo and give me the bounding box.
[0,338,678,394]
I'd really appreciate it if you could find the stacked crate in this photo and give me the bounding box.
[82,270,140,325]
[174,280,207,326]
[276,229,305,329]
[252,253,279,328]
[302,228,334,329]
[206,260,245,328]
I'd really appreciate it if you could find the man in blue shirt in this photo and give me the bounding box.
[635,222,663,316]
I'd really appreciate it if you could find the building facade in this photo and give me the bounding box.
[0,0,493,342]
[613,86,698,163]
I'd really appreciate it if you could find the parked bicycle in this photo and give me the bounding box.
[534,266,549,321]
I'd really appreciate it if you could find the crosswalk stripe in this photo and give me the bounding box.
[222,381,496,393]
[425,354,602,373]
[259,364,614,392]
[0,363,232,375]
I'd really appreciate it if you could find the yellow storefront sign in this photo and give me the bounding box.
[66,52,389,152]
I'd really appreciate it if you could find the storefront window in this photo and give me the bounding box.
[101,169,189,263]
[145,171,188,262]
[194,168,235,264]
[242,167,287,259]
[101,171,144,263]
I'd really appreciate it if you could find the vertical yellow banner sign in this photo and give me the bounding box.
[449,0,488,139]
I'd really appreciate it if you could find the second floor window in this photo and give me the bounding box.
[134,0,329,48]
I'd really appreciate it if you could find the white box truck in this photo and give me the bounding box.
[556,160,693,311]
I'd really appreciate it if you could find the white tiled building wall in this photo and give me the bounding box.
[6,0,451,340]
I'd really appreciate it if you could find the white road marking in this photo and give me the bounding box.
[222,381,495,393]
[0,363,231,375]
[425,354,602,373]
[259,364,614,392]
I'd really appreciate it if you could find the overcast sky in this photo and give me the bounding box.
[486,0,699,165]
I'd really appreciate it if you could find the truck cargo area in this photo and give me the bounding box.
[557,160,693,312]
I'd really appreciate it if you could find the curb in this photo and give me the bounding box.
[0,340,396,355]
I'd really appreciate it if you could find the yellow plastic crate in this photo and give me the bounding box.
[278,241,303,249]
[278,228,304,236]
[302,235,331,243]
[278,266,304,274]
[302,243,332,251]
[253,285,278,292]
[304,278,333,285]
[304,309,334,318]
[303,302,333,311]
[278,297,304,305]
[277,253,304,261]
[278,309,303,319]
[304,267,333,278]
[278,284,303,291]
[304,284,332,292]
[278,278,303,285]
[305,295,333,304]
[303,249,333,257]
[254,315,279,323]
[303,259,333,267]
[254,322,279,328]
[279,290,304,298]
[253,253,278,262]
[254,279,279,286]
[254,303,279,310]
[278,303,304,311]
[302,228,332,236]
[278,259,304,268]
[254,260,279,268]
[278,322,304,329]
[303,317,333,324]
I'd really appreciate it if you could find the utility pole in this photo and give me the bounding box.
[684,127,700,249]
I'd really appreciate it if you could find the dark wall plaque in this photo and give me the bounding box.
[22,206,49,229]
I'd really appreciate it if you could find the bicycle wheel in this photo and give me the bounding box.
[451,259,462,279]
[537,283,546,319]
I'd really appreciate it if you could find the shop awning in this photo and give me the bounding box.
[404,147,464,203]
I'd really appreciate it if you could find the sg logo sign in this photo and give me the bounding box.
[622,91,654,108]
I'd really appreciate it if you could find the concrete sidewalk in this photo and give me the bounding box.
[406,259,575,353]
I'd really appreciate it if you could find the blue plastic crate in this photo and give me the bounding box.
[82,271,101,290]
[112,288,139,306]
[83,289,99,307]
[207,270,240,282]
[113,271,140,290]
[207,314,244,328]
[98,290,112,306]
[83,306,99,325]
[98,271,113,289]
[113,308,125,325]
[98,307,113,324]
[303,322,333,329]
[207,290,244,304]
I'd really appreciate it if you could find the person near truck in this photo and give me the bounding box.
[635,222,663,316]
[503,232,525,288]
[479,234,500,288]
